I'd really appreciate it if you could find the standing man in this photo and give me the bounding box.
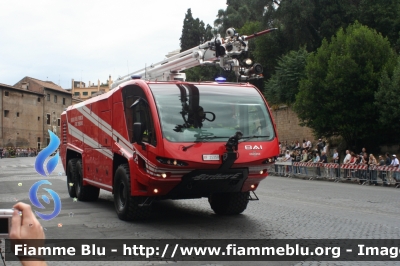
[300,149,309,175]
[378,155,388,186]
[390,154,399,185]
[320,151,328,177]
[332,149,339,178]
[0,146,3,159]
[306,139,312,151]
[343,150,351,178]
[385,153,392,183]
[317,139,324,154]
[283,150,292,176]
[385,153,392,166]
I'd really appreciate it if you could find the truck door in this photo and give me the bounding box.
[122,84,157,182]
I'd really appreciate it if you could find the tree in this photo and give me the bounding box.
[358,0,400,52]
[214,0,269,34]
[294,22,397,149]
[375,57,400,142]
[180,9,212,51]
[264,48,309,105]
[179,9,216,81]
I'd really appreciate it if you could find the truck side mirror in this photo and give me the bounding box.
[133,122,145,150]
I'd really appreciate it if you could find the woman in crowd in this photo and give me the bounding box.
[330,149,339,178]
[358,153,369,183]
[369,154,378,185]
[348,152,358,179]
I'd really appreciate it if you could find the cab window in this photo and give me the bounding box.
[122,85,157,146]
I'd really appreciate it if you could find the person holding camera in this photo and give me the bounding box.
[9,202,47,266]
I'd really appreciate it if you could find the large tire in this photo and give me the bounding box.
[114,164,151,221]
[66,159,78,198]
[208,192,250,215]
[75,159,100,201]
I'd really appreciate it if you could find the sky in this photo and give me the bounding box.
[0,0,227,89]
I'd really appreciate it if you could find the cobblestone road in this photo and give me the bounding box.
[0,157,399,266]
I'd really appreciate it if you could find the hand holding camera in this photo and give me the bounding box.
[0,203,46,266]
[0,209,14,238]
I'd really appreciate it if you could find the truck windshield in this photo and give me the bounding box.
[149,84,275,143]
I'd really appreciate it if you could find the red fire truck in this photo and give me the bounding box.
[60,28,279,220]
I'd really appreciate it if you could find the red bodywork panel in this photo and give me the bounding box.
[60,80,279,198]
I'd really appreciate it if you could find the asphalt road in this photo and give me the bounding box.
[0,157,399,266]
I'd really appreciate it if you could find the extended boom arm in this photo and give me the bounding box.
[111,27,276,88]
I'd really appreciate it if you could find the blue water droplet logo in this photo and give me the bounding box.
[34,130,60,176]
[42,194,50,204]
[29,180,62,221]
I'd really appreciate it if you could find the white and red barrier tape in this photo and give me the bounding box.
[288,162,400,172]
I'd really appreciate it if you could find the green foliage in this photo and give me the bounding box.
[274,0,360,51]
[375,57,400,140]
[185,66,220,82]
[179,9,218,81]
[215,0,271,34]
[358,0,400,52]
[294,22,397,149]
[180,9,212,51]
[264,48,309,104]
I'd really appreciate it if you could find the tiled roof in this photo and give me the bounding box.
[0,83,16,89]
[0,82,44,96]
[25,77,71,94]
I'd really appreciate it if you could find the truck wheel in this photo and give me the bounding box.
[66,158,78,198]
[114,164,151,221]
[75,159,100,201]
[208,192,250,215]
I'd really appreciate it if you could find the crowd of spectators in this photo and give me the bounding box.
[278,139,400,186]
[279,138,329,164]
[0,147,39,158]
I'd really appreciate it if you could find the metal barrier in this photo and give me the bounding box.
[269,161,400,188]
[1,150,37,158]
[273,161,293,177]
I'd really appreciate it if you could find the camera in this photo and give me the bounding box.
[0,209,14,238]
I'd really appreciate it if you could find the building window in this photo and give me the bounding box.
[83,92,88,96]
[22,83,28,90]
[63,98,66,105]
[5,91,9,96]
[57,118,61,126]
[54,95,57,103]
[46,138,50,146]
[91,91,96,95]
[37,137,41,142]
[37,97,41,102]
[38,116,40,121]
[46,114,50,125]
[16,112,19,117]
[47,94,50,101]
[4,110,9,117]
[74,92,80,96]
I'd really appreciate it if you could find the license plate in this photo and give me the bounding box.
[202,154,220,161]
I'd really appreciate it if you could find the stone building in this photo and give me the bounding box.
[0,83,44,148]
[0,77,72,149]
[70,76,112,100]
